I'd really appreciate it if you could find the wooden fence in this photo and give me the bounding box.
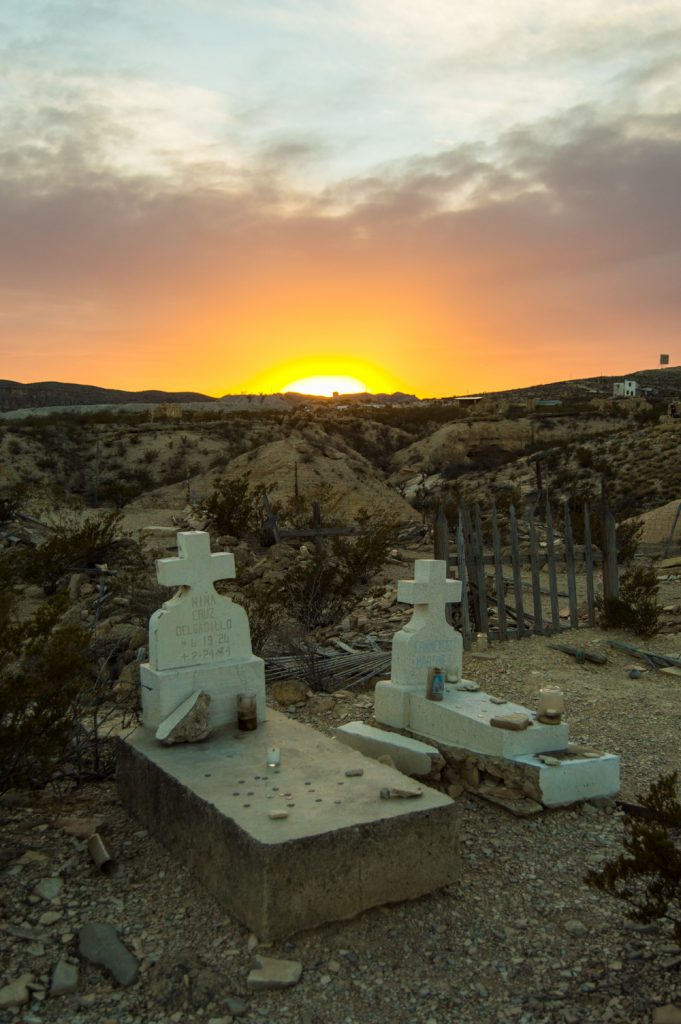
[434,501,620,648]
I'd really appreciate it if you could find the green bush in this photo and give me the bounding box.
[200,478,262,539]
[586,773,681,941]
[0,596,90,793]
[597,565,662,638]
[18,511,124,593]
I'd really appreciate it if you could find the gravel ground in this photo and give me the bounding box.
[3,622,681,1024]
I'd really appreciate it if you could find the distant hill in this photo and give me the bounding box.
[1,366,678,414]
[0,380,213,413]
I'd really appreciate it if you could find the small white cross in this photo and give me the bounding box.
[398,559,461,628]
[156,532,235,590]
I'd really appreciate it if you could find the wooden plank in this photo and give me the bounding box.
[473,504,489,636]
[262,491,282,544]
[583,502,596,628]
[460,505,481,631]
[563,501,579,630]
[664,502,681,556]
[545,503,561,634]
[490,504,508,641]
[433,505,452,625]
[311,502,323,555]
[278,526,360,539]
[526,509,544,635]
[456,512,472,650]
[443,552,602,567]
[508,505,526,638]
[602,504,620,602]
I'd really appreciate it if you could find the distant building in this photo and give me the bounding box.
[613,379,638,398]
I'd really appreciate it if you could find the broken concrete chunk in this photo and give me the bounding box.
[156,691,211,745]
[78,923,139,987]
[50,960,79,997]
[490,713,531,731]
[246,956,302,991]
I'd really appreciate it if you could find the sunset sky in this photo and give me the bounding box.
[2,1,680,397]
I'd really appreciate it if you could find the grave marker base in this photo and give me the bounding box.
[117,710,459,940]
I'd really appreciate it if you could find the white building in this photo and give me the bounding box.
[613,379,638,398]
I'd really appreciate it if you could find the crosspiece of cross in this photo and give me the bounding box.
[397,559,461,626]
[156,531,235,590]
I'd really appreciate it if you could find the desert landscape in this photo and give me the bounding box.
[2,372,681,1024]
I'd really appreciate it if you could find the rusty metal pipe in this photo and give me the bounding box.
[87,833,117,876]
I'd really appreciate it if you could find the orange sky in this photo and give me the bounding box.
[2,3,680,397]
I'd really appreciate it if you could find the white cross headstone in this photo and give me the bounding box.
[140,531,265,730]
[391,559,463,688]
[156,531,235,592]
[149,532,245,671]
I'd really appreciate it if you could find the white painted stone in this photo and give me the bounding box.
[391,560,463,688]
[140,531,265,731]
[510,752,620,806]
[156,690,211,745]
[335,721,441,775]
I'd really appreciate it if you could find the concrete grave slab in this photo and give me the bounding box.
[510,751,620,807]
[375,683,569,757]
[117,710,459,941]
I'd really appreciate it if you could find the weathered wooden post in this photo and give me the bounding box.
[433,505,452,625]
[600,477,619,603]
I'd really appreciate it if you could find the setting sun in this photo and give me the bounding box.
[282,375,367,397]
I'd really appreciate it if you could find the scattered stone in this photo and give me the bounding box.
[35,877,63,902]
[270,679,308,707]
[538,755,561,766]
[225,995,248,1016]
[489,696,507,705]
[653,1006,681,1024]
[344,768,364,777]
[563,919,588,937]
[56,817,101,839]
[50,960,79,997]
[246,956,303,991]
[447,783,464,798]
[39,910,63,926]
[0,973,34,1009]
[156,690,212,745]
[490,713,531,731]
[78,923,139,987]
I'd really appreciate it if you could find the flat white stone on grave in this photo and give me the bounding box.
[375,682,569,757]
[117,711,459,940]
[509,751,620,807]
[140,531,265,731]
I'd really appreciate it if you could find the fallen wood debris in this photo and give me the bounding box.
[549,643,608,665]
[607,639,681,672]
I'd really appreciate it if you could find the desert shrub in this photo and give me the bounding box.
[597,565,662,638]
[331,510,397,585]
[19,511,125,593]
[277,550,353,631]
[586,773,681,941]
[0,596,90,793]
[200,478,263,539]
[575,446,594,468]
